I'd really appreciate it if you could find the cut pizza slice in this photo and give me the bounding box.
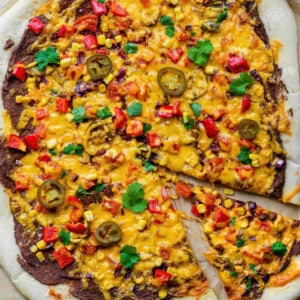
[178,183,300,299]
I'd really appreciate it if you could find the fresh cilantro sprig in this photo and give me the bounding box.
[236,237,244,248]
[97,107,112,120]
[160,16,175,38]
[75,183,106,198]
[143,123,152,135]
[246,277,252,291]
[34,47,60,71]
[144,160,155,172]
[62,144,84,156]
[48,149,57,156]
[190,103,202,117]
[217,7,228,23]
[93,183,106,192]
[229,72,254,96]
[124,42,138,54]
[122,182,148,213]
[188,39,214,67]
[75,186,89,198]
[237,147,252,165]
[72,106,86,124]
[249,264,257,273]
[120,245,140,268]
[181,116,195,130]
[59,230,70,246]
[271,241,287,256]
[230,217,236,226]
[98,0,105,2]
[127,102,142,117]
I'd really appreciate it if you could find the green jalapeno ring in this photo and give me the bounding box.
[37,180,65,208]
[86,54,113,80]
[95,221,122,247]
[238,119,259,139]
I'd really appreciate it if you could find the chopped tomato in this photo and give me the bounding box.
[176,181,192,199]
[203,117,219,138]
[236,165,254,181]
[228,54,250,73]
[110,0,127,17]
[68,196,84,223]
[238,138,255,151]
[53,247,74,269]
[148,199,161,213]
[37,154,51,163]
[27,17,44,34]
[191,204,200,217]
[90,0,108,15]
[173,143,180,152]
[166,48,184,64]
[206,157,224,176]
[203,193,216,217]
[81,243,98,255]
[56,98,69,113]
[74,14,98,32]
[36,108,49,120]
[114,107,127,129]
[107,81,122,101]
[140,0,151,6]
[159,245,170,259]
[157,105,174,119]
[147,133,162,148]
[126,119,143,137]
[12,62,26,82]
[260,221,271,232]
[15,174,30,191]
[242,248,264,263]
[7,134,26,152]
[125,81,140,97]
[161,187,169,201]
[103,199,121,216]
[24,134,39,150]
[34,123,47,139]
[83,34,98,50]
[173,101,182,116]
[241,96,251,113]
[154,269,172,285]
[66,223,87,234]
[44,161,63,180]
[57,24,74,37]
[214,207,230,229]
[217,135,231,152]
[43,226,59,243]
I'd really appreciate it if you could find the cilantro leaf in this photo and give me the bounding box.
[217,7,228,23]
[61,169,67,179]
[120,245,140,268]
[48,149,57,156]
[249,264,257,273]
[165,25,175,38]
[127,102,142,117]
[34,47,60,71]
[97,107,112,120]
[188,39,214,67]
[160,16,174,26]
[237,147,252,165]
[190,103,202,117]
[62,144,84,156]
[144,160,155,172]
[246,277,252,291]
[124,42,138,54]
[75,186,89,198]
[181,116,195,130]
[59,230,70,246]
[93,183,106,192]
[230,217,236,226]
[236,237,244,248]
[122,182,148,213]
[229,72,254,96]
[72,106,86,124]
[271,241,287,256]
[143,123,152,135]
[230,271,238,278]
[98,0,105,2]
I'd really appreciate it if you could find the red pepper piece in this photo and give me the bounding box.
[103,199,121,216]
[34,123,47,139]
[173,101,182,116]
[140,0,151,7]
[82,244,98,255]
[12,62,26,82]
[37,154,51,162]
[241,96,251,113]
[203,117,219,138]
[53,247,74,269]
[7,134,27,152]
[154,269,172,285]
[173,143,180,152]
[57,24,74,37]
[125,81,140,98]
[56,98,69,113]
[157,105,174,119]
[27,17,44,34]
[90,0,108,15]
[126,119,143,137]
[96,48,109,55]
[166,48,184,64]
[66,223,87,234]
[107,81,122,101]
[175,181,192,199]
[43,226,59,243]
[15,174,30,191]
[83,34,98,50]
[191,204,200,217]
[147,133,162,148]
[114,107,127,129]
[36,108,49,121]
[236,165,254,181]
[148,199,162,213]
[214,207,230,229]
[228,54,250,73]
[68,196,84,223]
[110,0,127,17]
[74,15,98,32]
[24,134,39,150]
[204,193,216,217]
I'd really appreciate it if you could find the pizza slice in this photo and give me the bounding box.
[176,182,300,299]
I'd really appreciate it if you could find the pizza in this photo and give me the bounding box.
[0,0,299,299]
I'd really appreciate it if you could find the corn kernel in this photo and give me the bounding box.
[15,96,24,103]
[83,74,91,82]
[155,257,163,266]
[236,207,245,216]
[60,58,73,68]
[159,289,168,299]
[249,154,259,160]
[99,84,106,93]
[28,210,38,218]
[114,35,123,43]
[182,112,189,123]
[104,73,114,84]
[197,204,206,214]
[158,155,168,166]
[101,22,108,33]
[224,199,233,209]
[47,138,57,149]
[136,219,147,231]
[97,34,106,45]
[235,266,243,272]
[239,218,249,229]
[224,189,234,196]
[36,240,47,250]
[84,210,94,222]
[97,251,105,260]
[65,113,74,122]
[205,65,216,75]
[26,77,36,83]
[140,252,152,260]
[105,39,113,49]
[176,13,184,21]
[174,7,182,14]
[162,38,173,49]
[251,160,259,167]
[134,276,145,284]
[36,251,45,262]
[30,245,38,253]
[71,42,81,51]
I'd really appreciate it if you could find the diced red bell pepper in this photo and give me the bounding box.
[148,199,162,213]
[161,187,169,201]
[175,181,192,199]
[37,154,51,162]
[90,0,107,15]
[126,119,143,137]
[110,0,127,17]
[36,108,49,121]
[83,34,98,50]
[82,243,98,255]
[147,133,162,148]
[173,143,180,152]
[43,226,59,243]
[203,117,219,138]
[12,62,26,82]
[27,17,44,34]
[140,0,151,7]
[7,134,27,152]
[159,245,170,260]
[107,81,122,101]
[15,174,30,191]
[24,134,39,150]
[114,107,127,129]
[57,24,74,37]
[260,221,271,232]
[154,269,172,285]
[68,196,84,223]
[74,15,98,32]
[103,199,121,216]
[53,247,74,269]
[56,98,69,113]
[34,123,47,139]
[166,48,184,64]
[241,96,251,113]
[236,165,254,181]
[214,207,230,229]
[191,204,200,217]
[96,48,109,55]
[204,193,216,217]
[66,223,87,234]
[173,101,182,116]
[157,105,174,119]
[228,54,250,74]
[125,81,140,97]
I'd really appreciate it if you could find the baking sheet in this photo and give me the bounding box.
[0,0,299,299]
